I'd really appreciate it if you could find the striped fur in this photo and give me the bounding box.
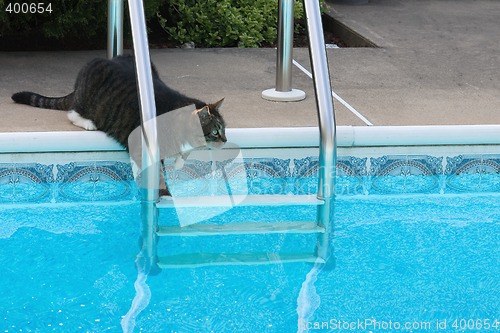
[11,55,226,149]
[11,91,74,110]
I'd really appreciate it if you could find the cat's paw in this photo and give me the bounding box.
[174,156,185,170]
[84,121,97,131]
[67,110,97,131]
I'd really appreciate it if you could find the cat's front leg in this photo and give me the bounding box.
[174,155,185,170]
[174,152,190,170]
[159,159,171,197]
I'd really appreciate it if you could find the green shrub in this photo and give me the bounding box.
[157,0,305,48]
[0,0,317,49]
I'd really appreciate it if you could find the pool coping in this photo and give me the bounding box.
[2,125,500,204]
[2,125,500,153]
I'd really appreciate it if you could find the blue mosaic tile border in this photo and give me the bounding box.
[1,154,499,203]
[0,161,137,204]
[162,154,500,196]
[369,155,443,195]
[445,155,500,193]
[56,161,135,202]
[0,163,54,203]
[368,154,500,194]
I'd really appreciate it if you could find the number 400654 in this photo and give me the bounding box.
[5,3,52,14]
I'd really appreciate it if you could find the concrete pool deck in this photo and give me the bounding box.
[0,0,499,134]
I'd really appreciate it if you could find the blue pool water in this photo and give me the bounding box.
[1,190,499,332]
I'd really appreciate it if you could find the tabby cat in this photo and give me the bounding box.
[12,54,227,196]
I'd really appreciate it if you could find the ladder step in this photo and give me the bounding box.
[157,252,325,268]
[157,194,323,208]
[157,221,325,236]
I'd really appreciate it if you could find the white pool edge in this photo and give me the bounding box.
[1,125,500,153]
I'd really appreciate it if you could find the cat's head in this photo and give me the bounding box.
[195,98,227,149]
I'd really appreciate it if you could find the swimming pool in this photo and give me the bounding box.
[1,139,499,332]
[2,194,499,332]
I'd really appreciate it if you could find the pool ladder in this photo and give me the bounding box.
[112,0,336,269]
[155,194,329,268]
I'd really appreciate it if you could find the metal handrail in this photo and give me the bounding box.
[107,0,123,59]
[108,0,160,271]
[276,0,295,92]
[302,0,336,265]
[108,0,160,202]
[262,0,306,102]
[303,0,337,201]
[128,0,160,203]
[128,0,160,274]
[263,0,336,202]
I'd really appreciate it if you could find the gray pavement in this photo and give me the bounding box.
[325,0,500,126]
[1,0,499,133]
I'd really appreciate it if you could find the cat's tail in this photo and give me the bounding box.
[11,91,74,111]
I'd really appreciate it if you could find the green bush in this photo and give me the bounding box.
[0,0,315,49]
[157,0,305,48]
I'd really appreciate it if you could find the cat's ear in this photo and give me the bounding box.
[197,105,211,118]
[211,98,225,111]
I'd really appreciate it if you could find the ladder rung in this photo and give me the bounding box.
[156,194,323,208]
[157,221,325,236]
[157,252,325,268]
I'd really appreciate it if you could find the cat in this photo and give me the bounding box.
[11,54,227,196]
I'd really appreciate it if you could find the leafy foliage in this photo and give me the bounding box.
[0,0,314,49]
[157,0,304,47]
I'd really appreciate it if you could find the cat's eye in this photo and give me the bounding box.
[211,129,219,136]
